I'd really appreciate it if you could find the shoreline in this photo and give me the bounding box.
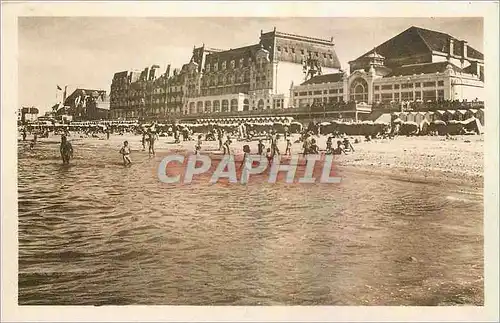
[26,133,484,188]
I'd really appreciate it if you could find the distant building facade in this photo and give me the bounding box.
[291,26,484,110]
[108,28,342,119]
[110,65,167,119]
[58,88,110,121]
[18,107,39,123]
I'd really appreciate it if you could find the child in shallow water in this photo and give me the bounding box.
[119,141,132,166]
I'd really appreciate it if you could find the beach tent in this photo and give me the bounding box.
[375,113,391,125]
[289,121,302,133]
[445,120,465,135]
[415,112,426,125]
[476,109,485,126]
[463,117,484,135]
[424,111,436,122]
[419,119,431,135]
[400,121,419,136]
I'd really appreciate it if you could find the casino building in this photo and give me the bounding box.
[291,26,484,110]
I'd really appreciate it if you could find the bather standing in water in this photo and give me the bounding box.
[148,130,156,157]
[60,135,74,164]
[119,140,132,166]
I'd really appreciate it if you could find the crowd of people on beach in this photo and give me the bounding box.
[19,120,361,167]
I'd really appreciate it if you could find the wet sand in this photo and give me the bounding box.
[34,133,483,187]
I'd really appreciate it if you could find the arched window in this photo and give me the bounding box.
[213,100,220,112]
[258,99,264,110]
[204,101,211,113]
[350,77,369,103]
[244,71,250,83]
[230,99,238,112]
[221,100,229,112]
[243,99,249,111]
[189,102,195,114]
[197,101,203,113]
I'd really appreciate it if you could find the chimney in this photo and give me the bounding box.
[462,40,468,59]
[449,38,454,56]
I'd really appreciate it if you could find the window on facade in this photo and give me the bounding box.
[294,92,298,96]
[277,46,281,52]
[291,48,295,53]
[284,47,288,53]
[394,84,400,89]
[437,89,445,100]
[349,77,369,102]
[415,91,422,100]
[314,90,322,95]
[301,49,305,55]
[381,93,393,102]
[423,90,436,101]
[308,91,312,95]
[299,91,307,96]
[401,83,414,89]
[415,82,421,88]
[329,89,337,94]
[339,89,343,93]
[423,81,436,87]
[401,91,414,101]
[329,54,333,59]
[394,93,400,101]
[381,84,392,90]
[438,80,444,86]
[374,94,380,101]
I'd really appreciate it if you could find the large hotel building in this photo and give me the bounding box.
[109,26,484,121]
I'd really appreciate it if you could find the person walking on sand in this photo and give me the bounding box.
[119,141,132,166]
[195,134,202,155]
[285,138,292,155]
[148,130,156,157]
[257,139,265,155]
[217,130,224,151]
[223,138,232,155]
[240,144,251,170]
[141,132,147,151]
[60,135,74,165]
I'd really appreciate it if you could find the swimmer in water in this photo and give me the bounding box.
[119,141,132,166]
[60,135,74,164]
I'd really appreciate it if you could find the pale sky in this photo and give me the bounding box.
[18,17,483,113]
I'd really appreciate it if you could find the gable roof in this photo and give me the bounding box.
[301,73,344,85]
[354,26,483,62]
